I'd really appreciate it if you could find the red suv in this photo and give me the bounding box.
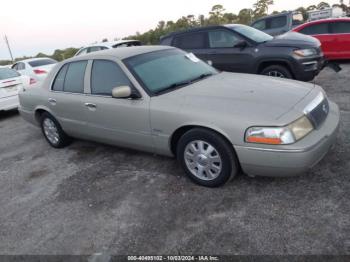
[293,18,350,60]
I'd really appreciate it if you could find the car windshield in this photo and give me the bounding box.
[28,59,57,67]
[0,68,20,80]
[124,49,217,95]
[232,25,273,43]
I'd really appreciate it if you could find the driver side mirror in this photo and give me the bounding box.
[234,40,248,49]
[112,86,141,99]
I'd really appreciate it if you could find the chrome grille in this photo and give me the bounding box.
[306,97,329,129]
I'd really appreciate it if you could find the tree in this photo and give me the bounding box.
[198,14,206,26]
[253,0,274,19]
[306,5,317,11]
[35,52,49,58]
[295,7,308,21]
[223,12,238,24]
[102,38,108,42]
[237,8,253,25]
[317,2,330,9]
[208,4,226,25]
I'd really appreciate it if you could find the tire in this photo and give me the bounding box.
[260,65,293,79]
[40,112,71,148]
[176,128,239,187]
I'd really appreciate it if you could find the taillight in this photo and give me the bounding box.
[30,78,37,85]
[34,69,47,74]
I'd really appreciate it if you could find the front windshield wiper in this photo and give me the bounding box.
[190,73,214,82]
[155,80,192,95]
[155,73,214,95]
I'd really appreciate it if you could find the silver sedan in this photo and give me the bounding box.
[18,46,340,187]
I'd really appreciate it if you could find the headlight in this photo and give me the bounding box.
[245,116,314,145]
[294,49,317,57]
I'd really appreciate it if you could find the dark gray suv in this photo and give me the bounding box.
[160,24,324,81]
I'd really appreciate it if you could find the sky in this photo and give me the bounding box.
[0,0,341,60]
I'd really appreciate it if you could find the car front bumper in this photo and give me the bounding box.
[234,101,340,177]
[294,55,325,82]
[0,95,19,111]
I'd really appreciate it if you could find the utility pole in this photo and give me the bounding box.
[4,35,14,63]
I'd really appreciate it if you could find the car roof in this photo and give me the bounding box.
[161,24,243,39]
[252,11,293,23]
[82,40,141,49]
[294,17,350,30]
[15,57,54,63]
[66,45,174,61]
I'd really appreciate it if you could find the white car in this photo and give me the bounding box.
[75,40,141,56]
[11,58,57,85]
[0,67,30,111]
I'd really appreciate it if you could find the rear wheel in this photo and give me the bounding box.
[40,112,71,148]
[260,65,293,79]
[177,128,238,187]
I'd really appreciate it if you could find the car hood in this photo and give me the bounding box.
[171,72,315,124]
[264,32,321,48]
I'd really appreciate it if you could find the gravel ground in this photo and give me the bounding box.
[0,64,349,255]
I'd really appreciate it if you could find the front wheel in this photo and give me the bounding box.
[260,65,293,79]
[177,128,239,187]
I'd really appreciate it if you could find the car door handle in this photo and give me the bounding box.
[84,103,97,108]
[48,98,56,105]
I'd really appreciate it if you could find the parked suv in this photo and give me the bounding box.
[251,11,304,36]
[160,24,324,81]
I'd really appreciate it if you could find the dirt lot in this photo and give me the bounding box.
[0,64,349,256]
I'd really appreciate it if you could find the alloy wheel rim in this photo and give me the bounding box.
[184,140,222,181]
[267,71,285,78]
[43,118,59,145]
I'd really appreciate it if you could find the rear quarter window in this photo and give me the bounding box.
[252,20,267,30]
[160,37,173,46]
[173,32,206,49]
[52,64,68,91]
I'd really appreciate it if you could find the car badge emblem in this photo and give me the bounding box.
[322,104,328,114]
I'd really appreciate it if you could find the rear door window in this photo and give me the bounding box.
[331,22,350,34]
[64,61,87,93]
[52,61,87,93]
[91,60,132,96]
[269,16,287,29]
[173,32,206,49]
[299,23,330,35]
[208,30,241,48]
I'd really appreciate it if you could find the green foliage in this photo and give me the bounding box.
[295,7,308,21]
[317,2,331,9]
[253,0,274,19]
[0,47,79,66]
